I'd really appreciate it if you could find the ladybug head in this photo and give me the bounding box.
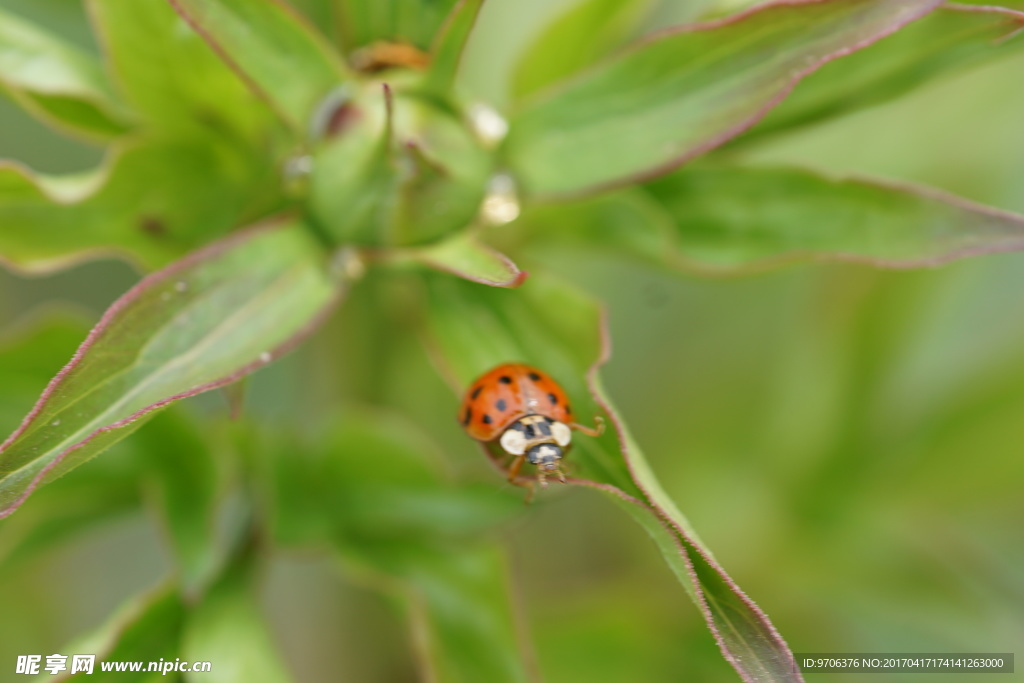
[499,418,571,485]
[526,443,563,470]
[526,442,566,486]
[498,418,571,456]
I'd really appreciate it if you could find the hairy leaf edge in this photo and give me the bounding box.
[512,0,946,201]
[581,308,802,681]
[0,218,343,518]
[647,166,1024,276]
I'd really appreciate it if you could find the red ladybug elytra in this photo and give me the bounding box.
[459,363,603,489]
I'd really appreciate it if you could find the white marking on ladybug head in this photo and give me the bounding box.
[500,428,527,455]
[550,421,571,447]
[528,443,563,467]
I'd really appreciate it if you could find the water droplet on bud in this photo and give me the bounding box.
[467,103,509,147]
[480,173,520,225]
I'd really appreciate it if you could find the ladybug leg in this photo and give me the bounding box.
[506,453,527,484]
[571,415,605,438]
[505,455,539,503]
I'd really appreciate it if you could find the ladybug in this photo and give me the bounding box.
[459,363,603,490]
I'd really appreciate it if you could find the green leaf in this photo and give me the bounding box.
[402,231,525,288]
[283,0,340,43]
[512,187,678,267]
[503,0,943,199]
[269,413,522,548]
[51,582,186,681]
[182,554,292,683]
[166,0,349,134]
[639,164,1024,271]
[0,6,130,140]
[511,0,654,101]
[516,163,1024,273]
[89,0,277,140]
[266,414,529,683]
[0,316,91,430]
[400,545,533,683]
[0,218,344,519]
[0,137,277,273]
[0,445,140,569]
[138,409,226,597]
[421,271,802,682]
[422,0,484,96]
[742,4,1024,142]
[589,400,803,683]
[336,0,460,52]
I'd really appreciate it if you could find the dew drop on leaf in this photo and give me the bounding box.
[331,247,366,282]
[284,154,314,179]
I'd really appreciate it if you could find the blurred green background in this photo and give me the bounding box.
[2,0,1023,681]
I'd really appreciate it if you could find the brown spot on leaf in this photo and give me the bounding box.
[138,216,167,237]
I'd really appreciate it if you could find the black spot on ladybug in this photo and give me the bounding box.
[499,376,512,384]
[496,399,507,412]
[528,372,541,381]
[483,414,492,425]
[471,386,482,399]
[548,393,558,405]
[566,404,572,414]
[524,423,536,438]
[463,408,472,425]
